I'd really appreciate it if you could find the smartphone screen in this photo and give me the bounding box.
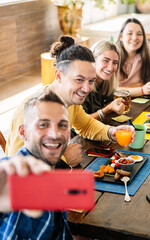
[86,146,114,157]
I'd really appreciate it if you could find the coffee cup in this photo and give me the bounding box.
[129,124,146,149]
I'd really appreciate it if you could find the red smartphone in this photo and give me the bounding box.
[7,170,95,211]
[86,146,114,157]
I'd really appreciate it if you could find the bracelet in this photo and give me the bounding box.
[97,109,104,120]
[141,86,144,95]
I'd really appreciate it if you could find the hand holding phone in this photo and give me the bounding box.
[7,170,95,211]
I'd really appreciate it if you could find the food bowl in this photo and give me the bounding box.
[118,157,135,171]
[146,113,150,121]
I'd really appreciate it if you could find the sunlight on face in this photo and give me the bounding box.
[95,50,119,83]
[58,60,96,106]
[120,22,143,54]
[24,102,70,166]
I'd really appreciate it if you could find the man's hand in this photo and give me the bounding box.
[0,155,51,216]
[63,143,82,167]
[108,125,135,142]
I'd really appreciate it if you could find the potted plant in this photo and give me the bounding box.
[51,0,148,37]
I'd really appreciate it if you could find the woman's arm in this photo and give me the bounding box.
[89,98,125,120]
[118,82,150,97]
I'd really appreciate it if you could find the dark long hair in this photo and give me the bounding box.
[116,18,150,83]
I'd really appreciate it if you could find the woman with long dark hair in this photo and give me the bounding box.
[116,18,150,97]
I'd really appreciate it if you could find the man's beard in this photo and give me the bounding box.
[29,142,68,167]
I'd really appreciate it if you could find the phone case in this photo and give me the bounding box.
[7,170,95,211]
[86,146,114,157]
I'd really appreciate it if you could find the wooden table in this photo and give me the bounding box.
[68,101,150,240]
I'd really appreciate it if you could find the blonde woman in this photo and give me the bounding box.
[83,41,125,121]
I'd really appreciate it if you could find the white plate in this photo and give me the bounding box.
[144,123,150,129]
[144,123,150,132]
[128,155,143,163]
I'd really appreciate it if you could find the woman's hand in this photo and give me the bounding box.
[109,98,125,115]
[142,82,150,95]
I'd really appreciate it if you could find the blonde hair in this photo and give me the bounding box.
[91,40,120,96]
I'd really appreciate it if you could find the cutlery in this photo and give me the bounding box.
[114,150,127,158]
[121,176,131,202]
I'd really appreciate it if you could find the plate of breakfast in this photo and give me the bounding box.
[87,153,147,184]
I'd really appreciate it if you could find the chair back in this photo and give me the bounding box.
[0,131,6,152]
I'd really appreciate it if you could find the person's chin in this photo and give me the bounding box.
[43,148,62,161]
[74,95,86,104]
[45,153,61,166]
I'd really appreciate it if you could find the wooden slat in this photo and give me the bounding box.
[0,0,61,85]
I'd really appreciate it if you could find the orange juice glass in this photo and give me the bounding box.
[115,130,132,146]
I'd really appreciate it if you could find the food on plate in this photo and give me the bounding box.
[115,169,130,181]
[118,158,134,164]
[144,123,150,128]
[118,158,135,171]
[100,165,107,172]
[128,155,143,162]
[94,164,115,178]
[110,163,116,168]
[116,169,130,176]
[94,170,104,178]
[114,172,120,180]
[103,165,115,174]
[111,154,118,160]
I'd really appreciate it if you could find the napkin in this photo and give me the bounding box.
[112,115,132,123]
[132,98,149,104]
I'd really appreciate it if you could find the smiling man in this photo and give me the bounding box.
[20,93,69,166]
[0,89,73,240]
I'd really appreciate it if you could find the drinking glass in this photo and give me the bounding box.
[114,90,131,114]
[115,129,132,146]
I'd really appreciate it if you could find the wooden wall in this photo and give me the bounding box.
[0,0,61,85]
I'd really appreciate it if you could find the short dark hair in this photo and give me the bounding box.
[24,87,67,117]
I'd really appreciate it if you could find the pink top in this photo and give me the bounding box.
[119,54,142,87]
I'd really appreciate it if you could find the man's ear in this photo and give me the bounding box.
[55,69,62,83]
[18,124,26,141]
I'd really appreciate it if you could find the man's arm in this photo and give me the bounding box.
[69,105,110,141]
[0,155,51,217]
